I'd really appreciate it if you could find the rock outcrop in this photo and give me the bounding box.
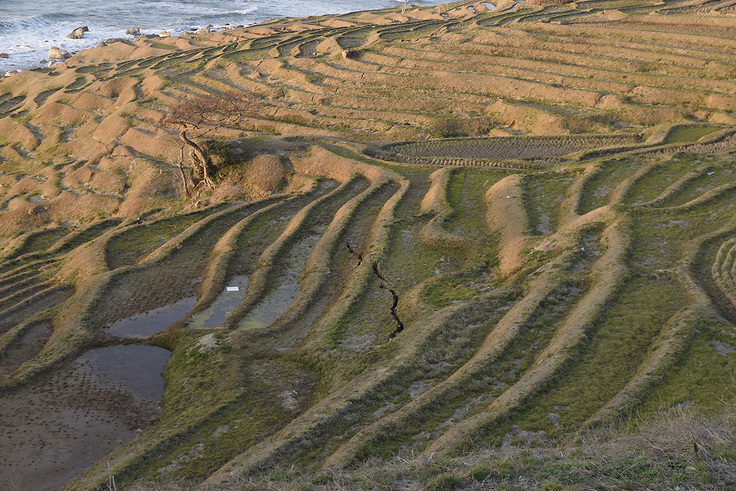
[67,26,89,39]
[48,47,72,60]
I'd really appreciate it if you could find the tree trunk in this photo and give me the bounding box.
[179,128,214,187]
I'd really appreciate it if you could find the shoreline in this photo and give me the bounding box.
[1,2,452,77]
[0,23,254,76]
[0,0,447,75]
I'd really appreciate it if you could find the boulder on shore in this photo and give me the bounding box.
[67,26,89,39]
[49,46,72,60]
[0,53,8,59]
[125,27,141,36]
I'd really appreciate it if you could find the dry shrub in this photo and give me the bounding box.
[246,154,287,194]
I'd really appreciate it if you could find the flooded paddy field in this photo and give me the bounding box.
[0,346,169,490]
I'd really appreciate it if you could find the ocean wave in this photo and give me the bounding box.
[0,15,55,34]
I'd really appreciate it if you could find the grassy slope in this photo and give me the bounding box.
[0,1,735,490]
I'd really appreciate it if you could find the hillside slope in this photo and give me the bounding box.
[1,1,736,489]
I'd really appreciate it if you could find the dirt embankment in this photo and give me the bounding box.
[485,174,529,275]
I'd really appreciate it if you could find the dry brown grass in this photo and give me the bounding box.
[4,2,736,490]
[485,174,529,276]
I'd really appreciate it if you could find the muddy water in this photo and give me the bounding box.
[188,275,250,329]
[239,232,324,330]
[0,345,170,490]
[106,296,197,338]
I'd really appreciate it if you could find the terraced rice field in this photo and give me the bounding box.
[1,0,736,489]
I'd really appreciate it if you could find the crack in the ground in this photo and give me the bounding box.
[371,261,404,339]
[345,242,362,266]
[345,242,404,338]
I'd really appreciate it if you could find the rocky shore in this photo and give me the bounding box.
[1,21,256,77]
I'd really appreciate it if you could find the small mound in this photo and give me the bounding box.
[246,154,288,194]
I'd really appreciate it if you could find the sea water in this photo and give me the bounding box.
[0,0,444,73]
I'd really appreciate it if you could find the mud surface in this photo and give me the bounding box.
[0,345,170,490]
[189,276,249,329]
[239,232,324,330]
[107,296,197,338]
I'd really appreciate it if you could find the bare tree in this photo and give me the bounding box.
[161,90,263,191]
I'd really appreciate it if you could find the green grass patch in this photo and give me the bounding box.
[523,172,573,236]
[629,190,736,275]
[666,126,722,144]
[637,325,736,417]
[578,157,640,215]
[624,154,700,206]
[656,157,736,208]
[515,277,690,436]
[368,282,582,458]
[14,228,69,256]
[446,168,507,237]
[105,209,216,269]
[421,274,478,308]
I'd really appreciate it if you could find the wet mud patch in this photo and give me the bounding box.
[237,178,367,331]
[0,345,170,491]
[256,182,402,349]
[95,189,334,330]
[189,276,249,329]
[106,296,197,338]
[95,208,263,327]
[239,231,324,330]
[220,186,338,292]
